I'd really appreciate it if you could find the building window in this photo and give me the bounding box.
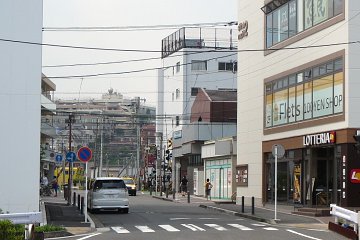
[176,88,180,99]
[191,87,199,96]
[265,0,344,48]
[218,62,237,72]
[176,62,180,73]
[264,57,343,128]
[191,60,207,71]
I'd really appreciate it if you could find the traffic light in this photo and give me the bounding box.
[167,138,173,149]
[165,149,171,161]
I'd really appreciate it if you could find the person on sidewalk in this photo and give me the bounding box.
[180,176,188,197]
[51,176,59,197]
[205,178,213,200]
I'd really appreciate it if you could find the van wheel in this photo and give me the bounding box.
[123,208,129,214]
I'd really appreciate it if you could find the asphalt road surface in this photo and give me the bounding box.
[50,193,347,240]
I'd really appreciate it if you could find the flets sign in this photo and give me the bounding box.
[303,131,336,146]
[350,169,360,184]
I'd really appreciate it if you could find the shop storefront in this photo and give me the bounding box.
[263,129,360,207]
[205,158,233,200]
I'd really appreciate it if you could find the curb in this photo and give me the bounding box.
[152,196,177,202]
[199,205,277,225]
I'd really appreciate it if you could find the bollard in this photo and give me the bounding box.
[77,194,80,210]
[73,192,76,206]
[187,191,190,203]
[241,196,245,213]
[80,197,84,215]
[150,186,153,196]
[166,188,169,198]
[173,189,176,200]
[251,196,255,215]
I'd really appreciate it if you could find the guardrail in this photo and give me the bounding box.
[330,204,360,239]
[0,212,42,239]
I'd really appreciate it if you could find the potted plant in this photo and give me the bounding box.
[35,224,67,239]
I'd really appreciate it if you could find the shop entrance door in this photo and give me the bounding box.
[310,147,336,206]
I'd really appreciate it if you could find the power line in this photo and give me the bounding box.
[43,21,238,31]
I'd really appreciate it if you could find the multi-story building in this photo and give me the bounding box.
[158,27,238,189]
[40,74,57,181]
[0,0,43,213]
[54,89,156,182]
[237,0,360,207]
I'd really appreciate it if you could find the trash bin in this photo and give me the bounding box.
[63,184,69,200]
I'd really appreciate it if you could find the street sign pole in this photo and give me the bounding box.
[77,146,92,223]
[85,162,88,223]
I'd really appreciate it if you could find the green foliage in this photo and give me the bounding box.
[35,224,65,233]
[0,220,24,240]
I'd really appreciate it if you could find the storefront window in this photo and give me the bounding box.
[264,57,343,128]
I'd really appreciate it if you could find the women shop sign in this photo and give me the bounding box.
[303,131,336,146]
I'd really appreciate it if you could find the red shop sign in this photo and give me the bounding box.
[350,169,360,183]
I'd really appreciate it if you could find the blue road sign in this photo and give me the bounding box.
[77,147,92,163]
[55,154,63,162]
[66,151,76,163]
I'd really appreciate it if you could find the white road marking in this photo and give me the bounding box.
[251,223,266,227]
[306,229,329,232]
[287,229,323,240]
[111,226,130,234]
[228,224,253,230]
[199,218,219,220]
[170,218,190,220]
[205,224,228,231]
[263,227,278,231]
[159,225,180,232]
[181,224,206,231]
[135,225,155,233]
[77,233,102,240]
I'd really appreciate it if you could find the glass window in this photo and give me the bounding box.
[289,74,296,85]
[319,64,327,75]
[334,0,344,16]
[176,62,180,72]
[266,14,273,48]
[273,9,280,45]
[280,4,289,41]
[296,84,304,121]
[334,58,343,71]
[265,93,273,127]
[313,0,329,25]
[303,81,313,119]
[273,89,288,126]
[304,69,312,81]
[218,62,226,71]
[333,72,344,114]
[312,75,333,118]
[297,72,303,83]
[191,60,207,71]
[326,62,334,73]
[289,0,297,37]
[313,66,320,77]
[288,86,296,123]
[304,0,313,29]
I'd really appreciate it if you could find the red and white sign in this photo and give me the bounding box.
[350,169,360,183]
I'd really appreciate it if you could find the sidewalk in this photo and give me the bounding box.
[152,193,335,230]
[40,190,93,236]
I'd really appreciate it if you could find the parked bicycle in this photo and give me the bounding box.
[40,184,52,197]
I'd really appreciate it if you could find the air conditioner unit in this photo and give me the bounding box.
[43,162,49,170]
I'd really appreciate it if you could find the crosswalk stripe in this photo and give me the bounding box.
[135,226,155,233]
[159,225,180,232]
[263,227,278,231]
[205,224,227,231]
[181,224,206,231]
[251,223,266,227]
[111,227,129,234]
[228,224,253,231]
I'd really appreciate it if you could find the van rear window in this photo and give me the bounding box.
[94,180,126,190]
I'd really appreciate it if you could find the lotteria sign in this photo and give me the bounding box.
[303,131,336,146]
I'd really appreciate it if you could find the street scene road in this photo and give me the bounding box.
[49,192,347,240]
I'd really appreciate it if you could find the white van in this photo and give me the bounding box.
[87,177,129,213]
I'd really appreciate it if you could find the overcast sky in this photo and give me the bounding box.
[42,0,238,106]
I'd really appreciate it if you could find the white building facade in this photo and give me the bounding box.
[0,1,43,213]
[157,27,238,191]
[237,0,360,207]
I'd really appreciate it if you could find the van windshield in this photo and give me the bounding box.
[122,179,134,185]
[94,180,126,190]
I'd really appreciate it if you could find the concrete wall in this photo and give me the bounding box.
[0,0,42,213]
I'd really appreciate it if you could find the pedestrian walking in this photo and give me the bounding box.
[180,176,188,197]
[51,176,59,197]
[205,178,213,200]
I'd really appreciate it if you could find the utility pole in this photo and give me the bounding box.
[99,114,103,177]
[66,114,75,206]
